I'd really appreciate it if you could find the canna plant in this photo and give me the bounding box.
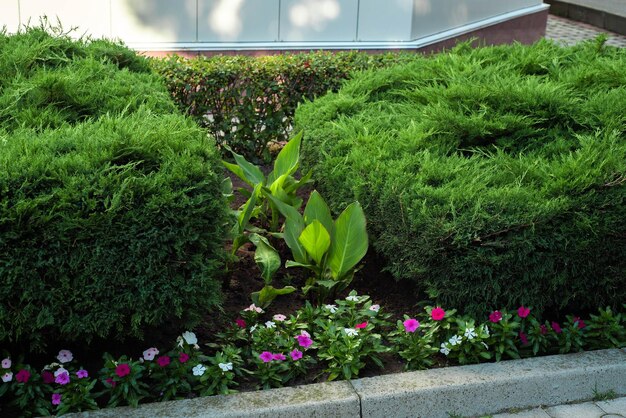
[265,190,368,301]
[249,233,296,308]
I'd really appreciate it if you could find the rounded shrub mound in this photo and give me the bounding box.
[296,39,626,316]
[0,110,228,349]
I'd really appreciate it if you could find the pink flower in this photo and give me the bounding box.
[273,314,287,322]
[142,347,159,361]
[272,353,286,361]
[296,334,313,348]
[551,322,562,334]
[115,363,131,378]
[290,349,303,361]
[259,351,273,363]
[105,377,117,387]
[355,322,368,329]
[573,317,586,329]
[431,307,446,321]
[55,372,70,385]
[235,318,246,328]
[1,372,12,383]
[51,393,62,406]
[56,350,73,364]
[403,318,420,333]
[42,371,54,384]
[517,306,530,318]
[489,311,503,323]
[244,304,264,313]
[157,356,171,367]
[16,369,31,383]
[179,352,190,363]
[1,358,11,369]
[76,369,88,379]
[540,324,548,335]
[519,332,528,345]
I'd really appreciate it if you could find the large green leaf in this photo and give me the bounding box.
[252,285,296,308]
[268,131,302,184]
[237,184,260,234]
[298,220,331,265]
[264,190,307,263]
[304,190,334,234]
[327,202,368,280]
[223,147,265,187]
[250,233,281,284]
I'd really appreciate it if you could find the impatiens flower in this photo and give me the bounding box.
[1,372,13,383]
[540,324,548,335]
[54,367,68,378]
[519,332,529,345]
[272,353,286,361]
[244,304,264,313]
[489,311,503,323]
[218,362,233,372]
[482,325,490,336]
[440,343,450,356]
[431,307,446,321]
[105,377,117,387]
[16,369,31,383]
[115,364,131,378]
[259,352,273,363]
[142,347,159,361]
[344,328,359,337]
[346,295,359,302]
[55,372,70,385]
[551,322,562,334]
[273,314,287,322]
[449,335,462,346]
[76,369,88,379]
[179,353,190,363]
[324,304,337,313]
[355,322,368,329]
[42,371,54,384]
[235,318,246,328]
[464,328,477,340]
[250,325,258,333]
[51,393,62,406]
[157,356,171,367]
[403,318,420,333]
[518,306,531,318]
[300,330,311,338]
[1,358,11,369]
[265,321,276,329]
[290,349,303,361]
[369,304,380,312]
[296,334,313,348]
[573,317,586,329]
[57,350,73,364]
[182,331,198,345]
[192,364,207,376]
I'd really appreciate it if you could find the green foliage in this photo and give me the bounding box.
[0,111,229,349]
[152,51,416,161]
[296,38,626,316]
[249,233,296,308]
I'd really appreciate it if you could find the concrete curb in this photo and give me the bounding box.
[70,349,626,418]
[545,0,626,35]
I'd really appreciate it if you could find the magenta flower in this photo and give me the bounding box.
[296,334,313,348]
[519,331,529,345]
[16,369,31,383]
[540,324,548,335]
[259,351,273,363]
[489,311,503,323]
[157,356,171,367]
[551,322,562,334]
[105,377,117,387]
[431,307,446,321]
[42,371,54,384]
[517,306,530,318]
[290,349,303,361]
[573,316,586,329]
[55,372,70,385]
[179,352,190,363]
[272,353,286,361]
[235,318,246,328]
[115,363,131,378]
[76,369,88,379]
[355,322,368,329]
[51,393,62,406]
[403,318,420,333]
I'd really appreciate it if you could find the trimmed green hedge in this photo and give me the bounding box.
[152,51,416,162]
[296,39,626,316]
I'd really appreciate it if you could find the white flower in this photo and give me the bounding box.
[324,304,337,313]
[1,358,11,369]
[346,295,359,302]
[344,328,359,337]
[273,314,287,322]
[192,364,207,376]
[218,362,233,372]
[464,328,477,340]
[250,325,258,333]
[449,335,462,346]
[182,331,198,345]
[265,321,276,329]
[57,350,73,364]
[244,304,264,313]
[1,372,12,382]
[143,347,159,361]
[440,343,450,356]
[54,367,68,378]
[369,304,380,312]
[483,325,490,336]
[177,336,184,348]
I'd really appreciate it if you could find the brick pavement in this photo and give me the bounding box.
[545,14,626,47]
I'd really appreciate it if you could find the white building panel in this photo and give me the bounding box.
[198,0,280,42]
[358,0,413,41]
[280,0,359,42]
[19,0,111,38]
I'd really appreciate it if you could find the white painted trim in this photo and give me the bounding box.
[129,4,549,52]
